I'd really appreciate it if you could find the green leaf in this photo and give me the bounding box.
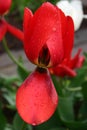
[4,124,12,130]
[0,75,20,89]
[49,128,66,130]
[57,96,87,130]
[13,113,26,130]
[70,67,87,88]
[51,75,64,96]
[17,57,29,81]
[79,101,87,120]
[0,104,6,130]
[58,96,74,121]
[65,120,87,130]
[48,0,60,4]
[3,92,16,109]
[82,81,87,100]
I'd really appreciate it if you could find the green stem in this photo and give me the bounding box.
[66,86,82,92]
[51,75,65,96]
[21,123,34,130]
[32,126,36,130]
[2,38,28,73]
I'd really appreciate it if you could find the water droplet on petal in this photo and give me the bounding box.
[53,27,56,31]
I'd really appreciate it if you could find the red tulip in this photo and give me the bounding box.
[23,2,68,67]
[49,49,85,77]
[16,67,58,125]
[0,0,12,15]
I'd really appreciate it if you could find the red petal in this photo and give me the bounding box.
[0,19,7,41]
[50,65,76,77]
[59,65,76,77]
[23,7,33,37]
[63,16,74,58]
[24,2,64,66]
[58,8,67,37]
[70,49,85,69]
[76,56,85,68]
[6,22,24,41]
[16,68,58,125]
[0,0,12,15]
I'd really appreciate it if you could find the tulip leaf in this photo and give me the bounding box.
[13,113,26,130]
[17,56,29,81]
[64,120,87,130]
[57,96,87,130]
[4,124,12,130]
[49,128,66,130]
[58,96,74,121]
[82,81,87,100]
[70,67,87,88]
[79,101,87,120]
[0,104,6,130]
[13,112,32,130]
[51,75,64,96]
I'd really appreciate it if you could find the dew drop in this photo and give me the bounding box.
[53,27,56,31]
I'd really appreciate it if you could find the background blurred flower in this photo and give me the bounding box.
[57,0,87,31]
[0,0,12,41]
[0,0,24,41]
[0,0,12,15]
[49,49,85,77]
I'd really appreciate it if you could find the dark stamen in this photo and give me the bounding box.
[38,44,50,67]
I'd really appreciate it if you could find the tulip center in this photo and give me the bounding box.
[36,66,47,73]
[38,45,50,67]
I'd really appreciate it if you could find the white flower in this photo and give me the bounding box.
[57,0,85,31]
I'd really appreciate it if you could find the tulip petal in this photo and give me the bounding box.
[63,16,74,58]
[76,56,85,68]
[16,67,58,125]
[70,49,85,68]
[24,2,65,66]
[50,65,76,77]
[23,7,33,61]
[0,0,12,15]
[23,7,33,36]
[0,19,7,41]
[58,8,67,37]
[6,22,24,41]
[59,65,76,77]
